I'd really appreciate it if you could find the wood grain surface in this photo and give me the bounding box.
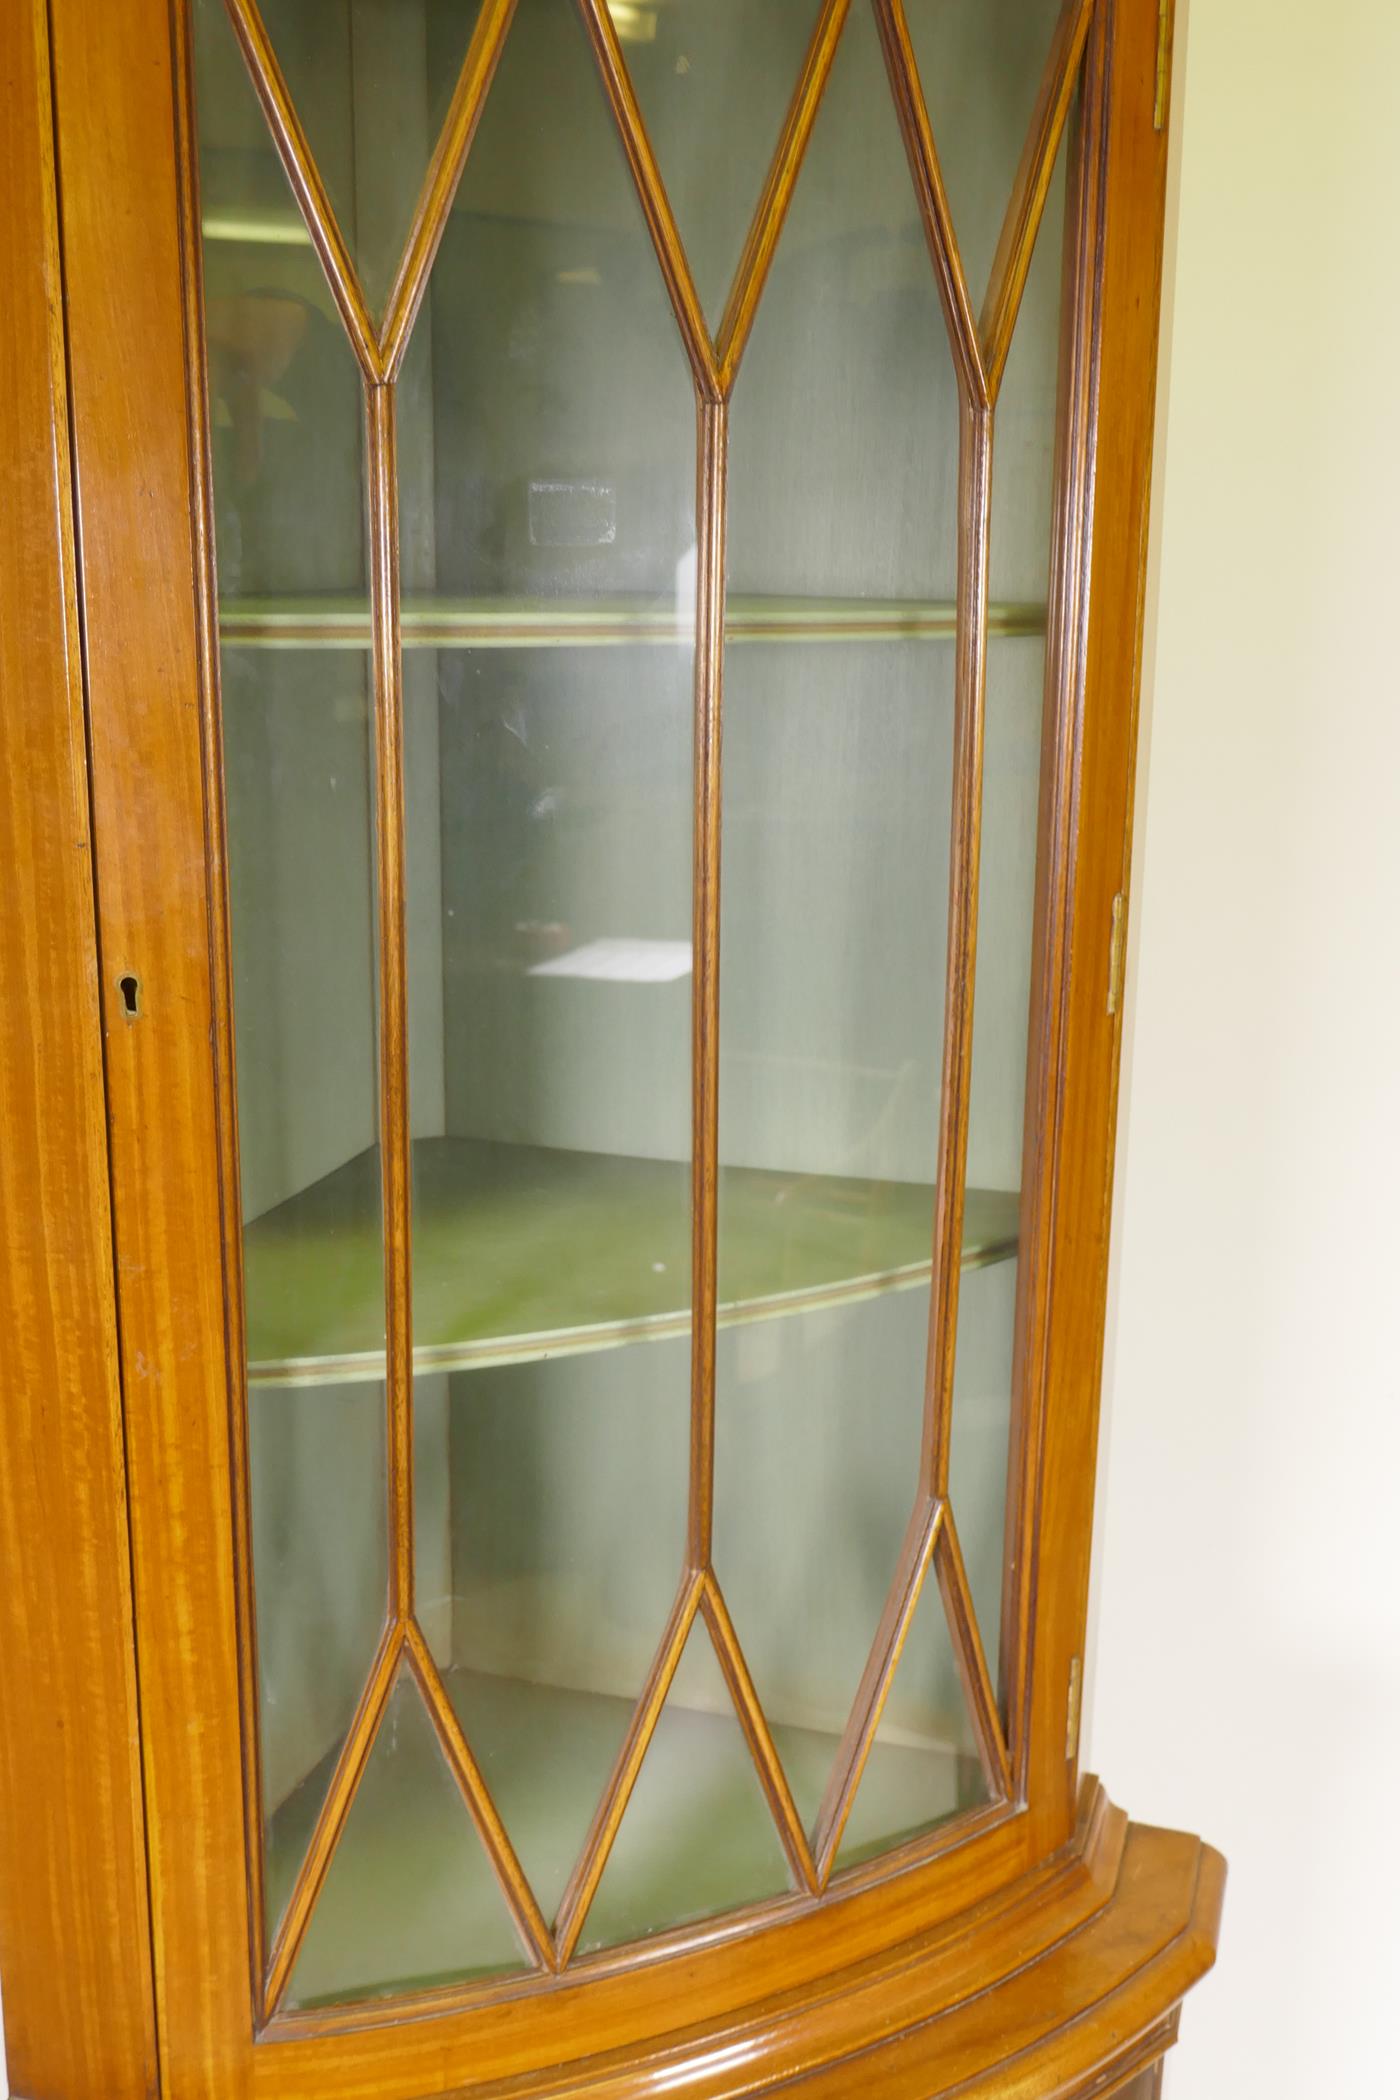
[0,6,160,2094]
[0,0,1218,2092]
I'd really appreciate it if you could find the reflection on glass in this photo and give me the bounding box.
[905,0,1066,304]
[398,0,698,1946]
[947,144,1070,1700]
[285,1671,528,2009]
[607,0,823,322]
[196,0,389,1945]
[713,3,977,1847]
[581,1621,794,1951]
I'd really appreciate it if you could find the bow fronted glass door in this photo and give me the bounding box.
[192,0,1087,2022]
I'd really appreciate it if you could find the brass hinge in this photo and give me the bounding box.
[1154,0,1172,130]
[1066,1655,1083,1762]
[1107,891,1127,1016]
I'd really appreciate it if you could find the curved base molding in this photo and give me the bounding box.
[486,1786,1223,2100]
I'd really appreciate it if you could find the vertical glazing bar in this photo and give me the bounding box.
[367,380,415,1619]
[687,395,727,1570]
[922,396,992,1495]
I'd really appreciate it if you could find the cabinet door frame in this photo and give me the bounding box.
[0,0,1175,2092]
[0,4,160,2095]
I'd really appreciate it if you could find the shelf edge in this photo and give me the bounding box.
[216,599,1049,652]
[247,1231,1019,1390]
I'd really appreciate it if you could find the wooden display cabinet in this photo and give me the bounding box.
[0,0,1222,2094]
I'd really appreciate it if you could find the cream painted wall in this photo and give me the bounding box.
[1086,0,1400,2093]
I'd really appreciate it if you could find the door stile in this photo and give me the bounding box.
[999,3,1111,1793]
[0,3,160,2095]
[1013,0,1179,1841]
[48,0,261,2085]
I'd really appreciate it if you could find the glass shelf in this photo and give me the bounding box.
[244,1136,1019,1388]
[219,596,1047,652]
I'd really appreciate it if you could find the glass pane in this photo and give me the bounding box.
[197,0,370,604]
[252,0,485,316]
[580,1620,793,1951]
[399,0,697,1934]
[195,0,392,1950]
[256,1381,387,1941]
[285,1671,528,2008]
[433,1346,688,1927]
[946,1262,1017,1693]
[724,11,959,605]
[609,0,823,323]
[713,3,994,1843]
[902,0,1066,306]
[834,1564,989,1872]
[905,0,1066,307]
[947,143,1070,1699]
[715,1292,927,1838]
